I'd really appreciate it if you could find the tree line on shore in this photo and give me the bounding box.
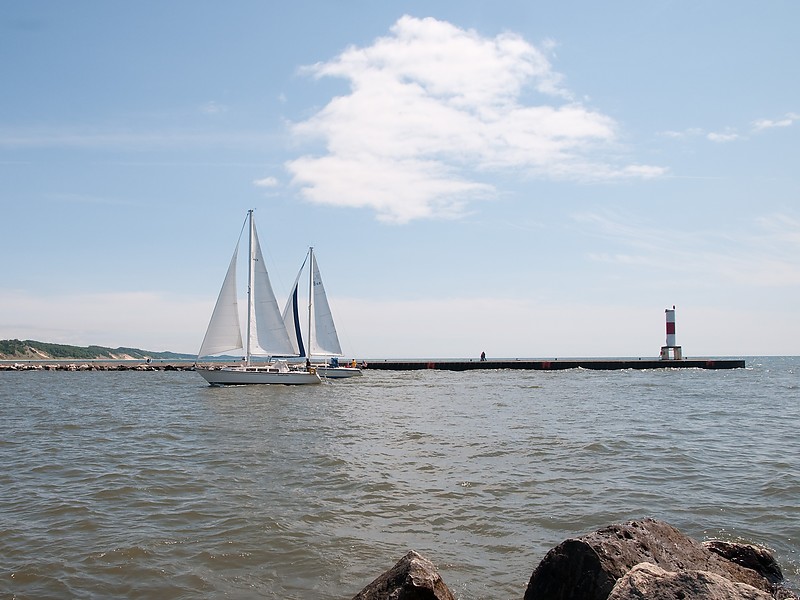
[0,339,192,361]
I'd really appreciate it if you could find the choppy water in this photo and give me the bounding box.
[1,357,798,599]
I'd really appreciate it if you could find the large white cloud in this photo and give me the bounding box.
[286,15,665,223]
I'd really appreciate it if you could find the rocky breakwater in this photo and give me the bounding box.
[0,362,195,372]
[352,519,797,600]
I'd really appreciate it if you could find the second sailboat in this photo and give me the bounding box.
[283,247,363,379]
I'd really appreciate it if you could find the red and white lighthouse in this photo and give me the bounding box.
[660,306,683,360]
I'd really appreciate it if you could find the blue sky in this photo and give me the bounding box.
[2,1,798,358]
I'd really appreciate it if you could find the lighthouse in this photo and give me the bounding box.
[660,306,683,360]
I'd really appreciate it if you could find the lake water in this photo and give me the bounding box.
[1,357,798,599]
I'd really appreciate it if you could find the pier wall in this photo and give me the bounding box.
[363,358,746,371]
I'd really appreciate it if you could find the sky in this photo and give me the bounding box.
[2,1,798,358]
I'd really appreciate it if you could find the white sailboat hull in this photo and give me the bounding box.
[197,366,321,386]
[317,366,363,379]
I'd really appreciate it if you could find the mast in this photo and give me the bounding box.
[307,246,314,364]
[245,209,254,366]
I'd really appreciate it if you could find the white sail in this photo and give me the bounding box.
[250,224,297,357]
[309,251,343,357]
[197,246,243,358]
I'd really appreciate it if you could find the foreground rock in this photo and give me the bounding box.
[523,518,795,600]
[607,562,774,600]
[352,550,455,600]
[351,519,796,599]
[704,540,785,586]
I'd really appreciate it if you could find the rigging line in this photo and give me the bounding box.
[298,248,310,273]
[236,211,249,245]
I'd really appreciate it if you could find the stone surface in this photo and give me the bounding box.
[523,518,775,600]
[704,541,784,585]
[352,550,456,600]
[607,562,774,600]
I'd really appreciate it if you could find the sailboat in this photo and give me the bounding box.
[195,210,321,385]
[282,247,363,379]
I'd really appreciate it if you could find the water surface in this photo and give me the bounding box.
[1,357,798,598]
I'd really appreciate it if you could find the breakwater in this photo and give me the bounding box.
[0,360,196,371]
[0,357,747,372]
[364,357,746,370]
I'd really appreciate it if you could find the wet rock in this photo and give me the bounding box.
[704,541,784,585]
[523,518,778,600]
[607,562,773,600]
[352,550,455,600]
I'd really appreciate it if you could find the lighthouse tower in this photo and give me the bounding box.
[660,306,683,360]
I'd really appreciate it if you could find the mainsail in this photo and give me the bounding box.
[250,226,296,357]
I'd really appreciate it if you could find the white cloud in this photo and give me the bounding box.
[287,15,664,223]
[620,165,667,178]
[200,100,228,114]
[660,127,740,143]
[663,111,798,144]
[660,128,705,139]
[755,213,800,244]
[253,176,280,188]
[707,130,740,143]
[752,112,799,131]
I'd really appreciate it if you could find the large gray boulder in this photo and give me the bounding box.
[352,550,456,600]
[607,562,773,600]
[523,518,782,600]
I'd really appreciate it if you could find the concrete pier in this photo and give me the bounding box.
[363,358,746,371]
